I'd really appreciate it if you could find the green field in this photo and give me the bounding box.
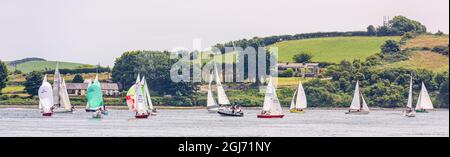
[268,36,401,63]
[7,60,92,73]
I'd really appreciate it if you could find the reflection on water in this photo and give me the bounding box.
[0,108,448,137]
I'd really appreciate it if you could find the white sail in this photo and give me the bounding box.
[135,74,141,84]
[39,75,54,113]
[52,63,61,107]
[416,82,434,110]
[295,81,307,109]
[262,77,283,115]
[361,94,369,111]
[406,76,413,109]
[214,64,230,105]
[94,73,99,82]
[59,78,72,110]
[141,77,154,110]
[207,72,218,107]
[349,81,361,110]
[134,82,148,114]
[289,88,297,110]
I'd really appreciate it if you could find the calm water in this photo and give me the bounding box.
[0,108,448,137]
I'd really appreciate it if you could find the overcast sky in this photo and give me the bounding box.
[0,0,448,66]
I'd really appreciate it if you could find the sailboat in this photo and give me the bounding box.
[402,76,416,117]
[126,75,156,118]
[289,81,307,113]
[415,82,434,113]
[52,64,73,113]
[85,74,106,117]
[258,77,284,118]
[345,81,370,115]
[207,64,229,113]
[39,75,54,116]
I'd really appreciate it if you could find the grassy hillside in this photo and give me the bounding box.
[402,34,449,49]
[380,51,449,73]
[268,36,401,63]
[381,34,449,73]
[7,60,92,73]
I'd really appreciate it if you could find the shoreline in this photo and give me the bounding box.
[1,105,448,111]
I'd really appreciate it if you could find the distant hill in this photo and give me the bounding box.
[6,59,93,73]
[267,36,401,63]
[7,57,46,66]
[380,34,449,73]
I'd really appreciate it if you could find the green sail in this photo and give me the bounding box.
[87,81,104,109]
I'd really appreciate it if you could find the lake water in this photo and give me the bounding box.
[0,108,448,137]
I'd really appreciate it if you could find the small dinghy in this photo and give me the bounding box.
[402,76,416,117]
[218,106,244,117]
[39,75,54,117]
[415,82,433,113]
[86,74,107,116]
[289,81,307,113]
[52,64,74,113]
[345,81,370,115]
[258,77,284,118]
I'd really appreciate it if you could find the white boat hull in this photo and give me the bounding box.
[345,111,370,115]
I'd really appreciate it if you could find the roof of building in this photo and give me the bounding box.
[66,83,119,90]
[277,63,319,68]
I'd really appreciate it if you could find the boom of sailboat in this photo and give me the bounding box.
[37,65,435,119]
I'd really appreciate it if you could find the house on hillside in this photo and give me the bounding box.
[65,82,120,97]
[277,63,320,77]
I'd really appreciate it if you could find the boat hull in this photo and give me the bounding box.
[217,110,244,117]
[257,114,284,118]
[42,112,53,117]
[85,109,97,112]
[135,114,150,119]
[415,109,429,113]
[289,109,305,113]
[345,111,370,115]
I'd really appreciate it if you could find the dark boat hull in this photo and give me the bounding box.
[42,112,53,117]
[135,114,150,119]
[217,110,244,117]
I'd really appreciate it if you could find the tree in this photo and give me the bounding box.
[381,40,400,54]
[293,53,313,63]
[437,75,449,107]
[0,60,8,94]
[24,71,43,96]
[112,50,198,97]
[72,74,85,83]
[389,16,427,35]
[367,25,377,36]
